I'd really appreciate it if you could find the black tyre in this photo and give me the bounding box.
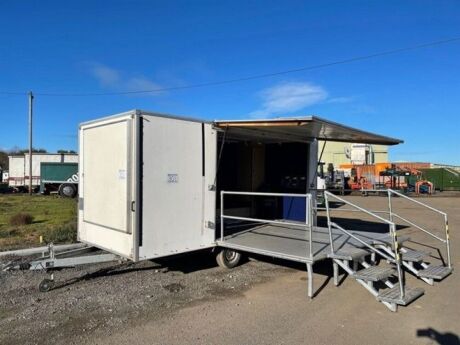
[216,249,242,269]
[58,183,77,198]
[38,279,54,292]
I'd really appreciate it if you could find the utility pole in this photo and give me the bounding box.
[28,91,34,195]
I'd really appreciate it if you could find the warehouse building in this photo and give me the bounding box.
[318,141,388,167]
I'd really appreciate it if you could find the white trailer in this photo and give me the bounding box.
[8,153,78,189]
[8,155,25,187]
[77,110,452,312]
[1,171,8,183]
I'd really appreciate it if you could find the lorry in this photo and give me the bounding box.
[40,162,79,197]
[8,153,78,191]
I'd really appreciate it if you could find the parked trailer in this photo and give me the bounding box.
[8,153,78,190]
[40,162,79,197]
[75,110,452,312]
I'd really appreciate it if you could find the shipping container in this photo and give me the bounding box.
[421,168,460,191]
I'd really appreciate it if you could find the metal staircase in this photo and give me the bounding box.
[323,190,452,312]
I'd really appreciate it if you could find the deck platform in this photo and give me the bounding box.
[217,223,394,264]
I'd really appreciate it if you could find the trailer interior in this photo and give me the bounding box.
[216,138,310,221]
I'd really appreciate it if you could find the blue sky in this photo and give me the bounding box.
[0,1,459,164]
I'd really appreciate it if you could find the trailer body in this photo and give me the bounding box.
[78,111,217,260]
[8,153,78,189]
[78,110,402,262]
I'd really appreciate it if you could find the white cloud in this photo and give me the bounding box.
[125,77,163,92]
[89,63,163,95]
[91,64,120,87]
[326,96,354,104]
[250,82,328,118]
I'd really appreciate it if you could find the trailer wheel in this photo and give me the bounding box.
[38,278,55,292]
[216,249,242,269]
[58,183,77,198]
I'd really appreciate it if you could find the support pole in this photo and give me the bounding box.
[387,190,393,222]
[28,91,34,195]
[306,263,313,298]
[333,261,339,286]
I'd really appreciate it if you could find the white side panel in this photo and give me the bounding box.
[78,115,136,259]
[63,155,79,163]
[202,124,217,245]
[140,116,217,259]
[83,121,130,232]
[8,156,25,186]
[24,154,78,177]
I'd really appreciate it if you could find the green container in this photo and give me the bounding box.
[40,162,79,193]
[420,168,460,191]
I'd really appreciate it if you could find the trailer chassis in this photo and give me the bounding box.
[1,243,120,292]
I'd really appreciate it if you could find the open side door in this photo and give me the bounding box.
[139,115,217,259]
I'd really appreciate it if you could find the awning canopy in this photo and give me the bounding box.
[214,116,403,145]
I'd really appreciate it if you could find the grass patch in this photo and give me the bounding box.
[9,212,34,226]
[43,221,77,244]
[0,194,77,250]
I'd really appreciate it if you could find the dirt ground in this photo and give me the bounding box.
[1,195,459,345]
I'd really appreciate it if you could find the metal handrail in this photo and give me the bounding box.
[391,213,446,243]
[329,222,395,263]
[320,188,452,268]
[385,189,451,268]
[316,207,390,215]
[317,207,447,242]
[323,191,395,226]
[220,191,314,259]
[323,191,405,298]
[222,191,309,198]
[388,189,447,216]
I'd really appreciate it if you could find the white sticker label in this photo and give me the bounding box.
[118,169,127,180]
[168,174,178,183]
[67,174,79,183]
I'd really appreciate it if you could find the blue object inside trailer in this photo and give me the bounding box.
[282,197,306,222]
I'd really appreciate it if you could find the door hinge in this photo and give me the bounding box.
[208,184,216,191]
[206,221,215,229]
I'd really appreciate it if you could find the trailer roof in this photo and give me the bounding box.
[215,116,403,145]
[80,110,403,145]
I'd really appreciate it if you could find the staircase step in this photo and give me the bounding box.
[377,286,425,306]
[328,247,370,261]
[353,266,395,282]
[401,249,430,263]
[418,265,453,280]
[373,235,411,248]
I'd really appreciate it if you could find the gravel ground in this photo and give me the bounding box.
[0,250,292,345]
[1,195,459,345]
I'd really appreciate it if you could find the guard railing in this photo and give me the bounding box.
[319,189,451,268]
[220,191,314,259]
[323,191,406,299]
